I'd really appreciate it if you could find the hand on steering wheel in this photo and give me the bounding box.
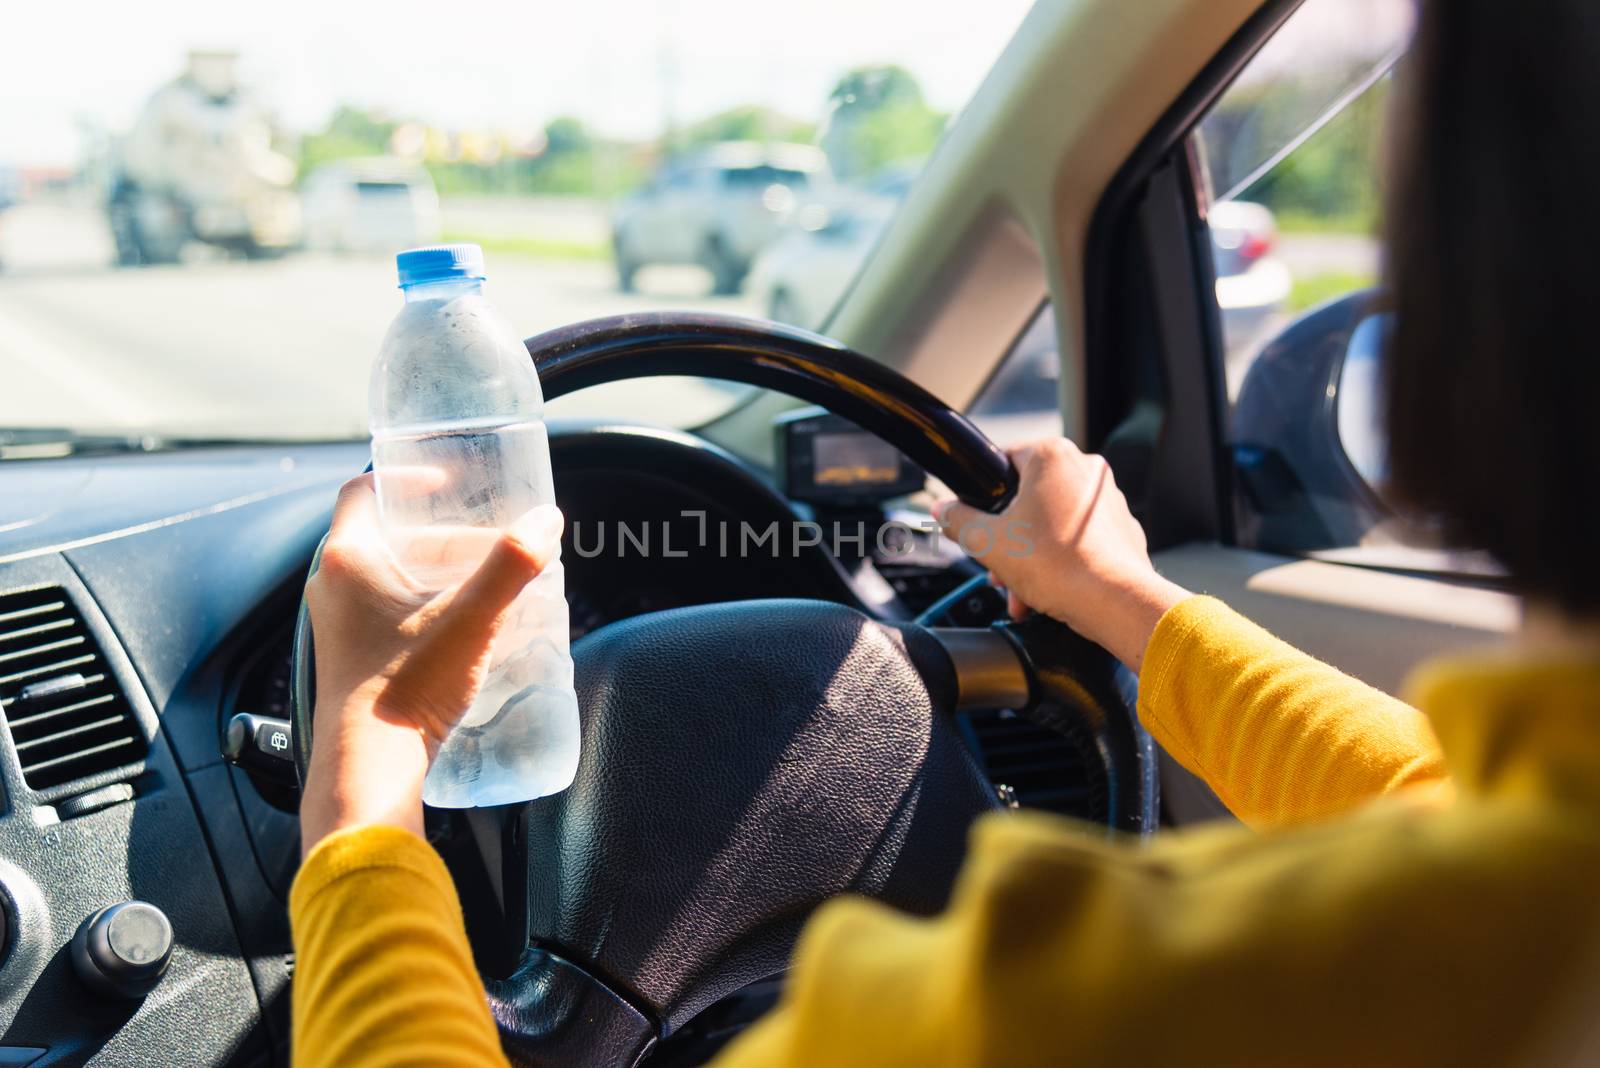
[932,437,1188,673]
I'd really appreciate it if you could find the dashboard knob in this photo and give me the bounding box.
[71,901,173,999]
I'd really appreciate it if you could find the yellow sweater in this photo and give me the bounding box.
[290,596,1600,1065]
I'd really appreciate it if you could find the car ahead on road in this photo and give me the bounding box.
[300,158,441,254]
[746,168,914,329]
[754,189,1290,346]
[610,142,827,295]
[1,2,1500,1064]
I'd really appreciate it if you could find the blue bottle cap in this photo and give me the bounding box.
[396,244,486,288]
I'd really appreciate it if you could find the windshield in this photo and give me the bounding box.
[0,0,1033,448]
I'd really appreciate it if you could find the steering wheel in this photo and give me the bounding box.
[290,312,1156,1067]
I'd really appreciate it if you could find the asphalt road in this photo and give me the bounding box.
[0,203,758,438]
[0,198,1378,440]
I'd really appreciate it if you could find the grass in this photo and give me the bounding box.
[438,231,610,262]
[1273,210,1377,237]
[1287,270,1377,313]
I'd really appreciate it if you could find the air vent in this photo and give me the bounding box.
[0,587,145,791]
[960,708,1104,820]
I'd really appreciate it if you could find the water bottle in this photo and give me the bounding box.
[369,244,579,807]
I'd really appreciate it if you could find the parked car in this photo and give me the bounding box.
[300,158,441,254]
[1208,198,1293,353]
[610,142,827,294]
[755,188,1291,345]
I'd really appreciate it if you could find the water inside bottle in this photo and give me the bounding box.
[372,418,555,588]
[371,417,579,806]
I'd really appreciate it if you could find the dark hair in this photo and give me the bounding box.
[1384,0,1600,615]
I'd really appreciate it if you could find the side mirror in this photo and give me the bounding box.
[1334,312,1389,488]
[1231,290,1387,549]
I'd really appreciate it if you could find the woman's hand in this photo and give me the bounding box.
[933,438,1188,672]
[300,473,563,855]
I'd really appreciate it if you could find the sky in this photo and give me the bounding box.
[0,0,1037,168]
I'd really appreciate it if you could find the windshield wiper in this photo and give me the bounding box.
[0,427,359,461]
[0,428,323,462]
[0,428,171,462]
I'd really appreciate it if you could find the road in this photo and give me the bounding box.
[0,198,1379,439]
[0,202,758,438]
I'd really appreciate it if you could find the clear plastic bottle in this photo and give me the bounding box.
[369,244,578,807]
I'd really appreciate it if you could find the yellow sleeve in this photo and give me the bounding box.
[290,825,509,1068]
[1137,595,1448,828]
[714,807,1579,1068]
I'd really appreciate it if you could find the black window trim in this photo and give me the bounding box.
[1083,0,1307,551]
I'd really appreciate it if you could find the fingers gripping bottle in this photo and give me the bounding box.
[370,244,579,807]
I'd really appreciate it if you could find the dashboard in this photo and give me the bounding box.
[0,422,1088,1066]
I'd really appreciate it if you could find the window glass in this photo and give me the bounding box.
[723,166,810,189]
[1195,0,1438,561]
[1199,0,1407,390]
[1198,0,1411,208]
[968,303,1062,449]
[0,0,1033,447]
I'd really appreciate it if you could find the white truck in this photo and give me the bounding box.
[108,51,301,265]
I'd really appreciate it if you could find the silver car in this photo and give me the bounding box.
[611,142,828,295]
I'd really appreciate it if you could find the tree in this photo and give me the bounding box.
[1205,74,1390,234]
[821,66,945,181]
[543,116,591,156]
[828,66,926,112]
[298,105,397,174]
[674,106,815,152]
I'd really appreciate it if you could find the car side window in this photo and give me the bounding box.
[1193,0,1445,564]
[968,303,1062,448]
[724,166,809,190]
